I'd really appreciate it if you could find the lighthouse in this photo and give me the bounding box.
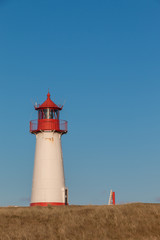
[30,91,68,206]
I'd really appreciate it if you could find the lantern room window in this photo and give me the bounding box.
[38,109,59,119]
[38,110,43,119]
[43,109,50,119]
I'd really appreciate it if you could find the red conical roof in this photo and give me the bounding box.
[35,92,62,110]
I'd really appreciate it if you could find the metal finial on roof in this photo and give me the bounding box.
[47,90,50,99]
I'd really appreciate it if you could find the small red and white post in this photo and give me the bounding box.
[108,190,115,205]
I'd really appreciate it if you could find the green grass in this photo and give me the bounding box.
[0,203,160,240]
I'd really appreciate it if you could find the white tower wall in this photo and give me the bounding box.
[31,131,66,205]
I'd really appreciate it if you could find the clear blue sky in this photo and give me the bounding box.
[0,0,160,206]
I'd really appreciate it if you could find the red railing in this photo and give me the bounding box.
[30,119,68,133]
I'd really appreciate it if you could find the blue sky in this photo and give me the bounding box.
[0,0,160,206]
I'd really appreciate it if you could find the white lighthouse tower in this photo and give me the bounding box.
[30,91,68,206]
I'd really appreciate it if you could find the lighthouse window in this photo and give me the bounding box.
[55,110,59,119]
[38,110,43,119]
[38,109,56,119]
[42,108,54,119]
[43,108,49,119]
[49,109,53,119]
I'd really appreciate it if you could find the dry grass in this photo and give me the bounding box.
[0,203,160,240]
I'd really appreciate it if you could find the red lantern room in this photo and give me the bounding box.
[30,92,68,134]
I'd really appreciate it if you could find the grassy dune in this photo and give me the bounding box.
[0,203,160,240]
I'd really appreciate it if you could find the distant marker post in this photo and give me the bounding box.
[108,190,115,205]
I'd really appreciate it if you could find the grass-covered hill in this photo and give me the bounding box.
[0,203,160,240]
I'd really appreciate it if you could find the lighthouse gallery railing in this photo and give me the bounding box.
[30,119,68,133]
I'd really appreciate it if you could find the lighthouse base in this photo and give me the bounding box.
[30,202,66,207]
